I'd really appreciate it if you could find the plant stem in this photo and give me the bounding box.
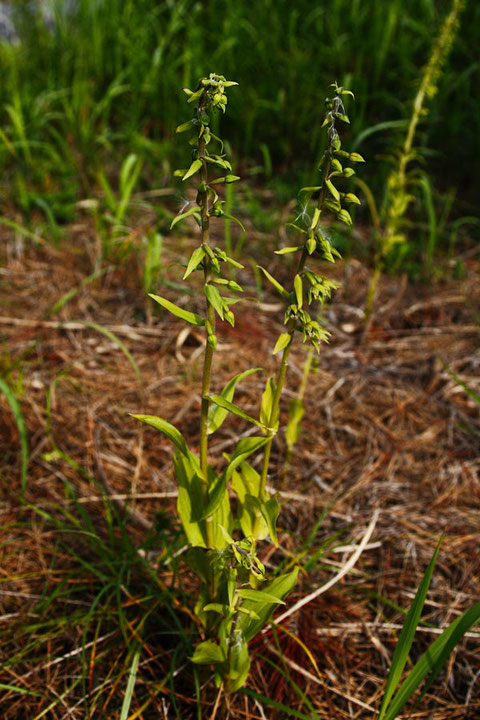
[198,130,215,550]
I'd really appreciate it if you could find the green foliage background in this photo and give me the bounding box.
[0,0,478,216]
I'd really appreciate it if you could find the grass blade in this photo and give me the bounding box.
[119,645,141,720]
[383,601,480,720]
[378,537,442,720]
[0,378,28,500]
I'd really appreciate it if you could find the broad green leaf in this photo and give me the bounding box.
[285,397,305,450]
[274,246,303,255]
[260,377,277,429]
[256,494,281,546]
[149,293,205,326]
[326,179,340,201]
[208,395,265,431]
[237,589,285,604]
[183,159,202,181]
[294,274,303,309]
[228,630,250,692]
[231,463,268,540]
[191,640,225,664]
[382,601,480,720]
[183,246,206,279]
[200,471,227,520]
[205,283,224,320]
[225,437,269,481]
[131,414,190,458]
[272,332,292,356]
[237,568,299,641]
[258,266,290,299]
[208,368,263,435]
[173,451,207,547]
[210,467,233,549]
[378,538,442,720]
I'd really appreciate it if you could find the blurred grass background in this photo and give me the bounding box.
[0,0,478,245]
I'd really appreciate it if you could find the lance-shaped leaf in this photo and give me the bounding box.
[378,538,442,720]
[237,589,285,604]
[173,451,207,547]
[170,205,201,229]
[224,436,269,481]
[131,414,190,459]
[258,266,290,299]
[148,294,205,326]
[237,568,299,641]
[326,179,340,201]
[208,395,266,432]
[274,246,303,255]
[183,158,202,181]
[199,470,227,520]
[253,494,281,546]
[228,630,250,692]
[183,246,206,279]
[272,332,292,356]
[294,274,303,309]
[208,368,263,435]
[205,283,225,320]
[231,462,268,540]
[260,377,278,430]
[285,397,305,450]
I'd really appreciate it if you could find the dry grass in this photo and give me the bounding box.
[1,220,479,718]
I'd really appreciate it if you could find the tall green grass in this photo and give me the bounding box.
[1,0,479,226]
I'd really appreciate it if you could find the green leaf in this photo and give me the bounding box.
[326,179,340,201]
[378,538,442,720]
[237,568,299,641]
[131,414,190,458]
[256,494,281,546]
[258,266,290,299]
[148,294,205,326]
[382,601,480,720]
[260,377,278,429]
[228,630,251,692]
[200,471,227,520]
[173,451,207,547]
[208,368,263,434]
[119,646,141,720]
[203,603,228,616]
[191,640,225,664]
[205,283,224,320]
[294,274,303,309]
[285,398,305,450]
[274,246,303,255]
[225,437,269,481]
[221,213,245,232]
[171,205,201,229]
[208,396,265,431]
[183,246,206,279]
[176,119,195,133]
[231,462,268,540]
[272,332,292,356]
[186,87,204,104]
[183,159,203,181]
[237,589,285,604]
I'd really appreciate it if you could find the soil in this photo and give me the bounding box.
[0,218,479,719]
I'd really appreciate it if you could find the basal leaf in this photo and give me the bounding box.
[237,589,285,604]
[173,451,207,548]
[237,568,299,641]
